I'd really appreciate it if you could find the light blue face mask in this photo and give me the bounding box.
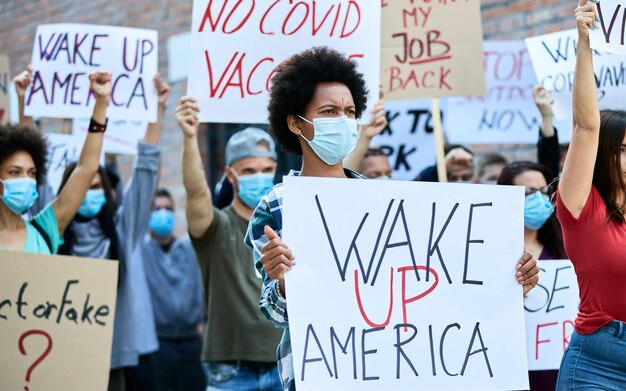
[298,115,358,166]
[524,191,554,230]
[233,170,275,209]
[0,177,39,215]
[78,189,107,218]
[149,209,176,237]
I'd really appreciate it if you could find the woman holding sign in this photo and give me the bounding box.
[555,2,626,389]
[242,47,540,391]
[0,71,110,254]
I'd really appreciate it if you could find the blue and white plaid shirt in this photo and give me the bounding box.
[245,169,365,391]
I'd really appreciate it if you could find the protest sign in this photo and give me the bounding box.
[526,29,626,122]
[0,55,9,124]
[0,251,118,391]
[590,0,626,55]
[283,177,529,390]
[381,0,485,100]
[524,260,578,371]
[45,132,104,193]
[73,118,147,155]
[24,24,158,121]
[187,0,380,123]
[446,41,571,144]
[372,99,436,180]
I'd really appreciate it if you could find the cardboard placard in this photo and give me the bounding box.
[381,0,486,100]
[0,251,118,391]
[72,118,146,155]
[590,0,626,55]
[24,24,158,121]
[524,259,579,371]
[283,177,528,390]
[187,0,381,123]
[0,55,9,124]
[372,99,436,180]
[446,41,572,144]
[526,29,626,121]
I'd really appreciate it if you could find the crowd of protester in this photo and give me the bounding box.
[1,3,624,391]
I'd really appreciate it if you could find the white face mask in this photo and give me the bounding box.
[298,115,358,166]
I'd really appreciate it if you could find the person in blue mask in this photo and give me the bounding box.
[497,161,566,391]
[56,74,170,391]
[243,46,541,391]
[175,96,283,390]
[133,188,206,391]
[0,71,109,254]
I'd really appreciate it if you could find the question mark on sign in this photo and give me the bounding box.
[18,329,53,391]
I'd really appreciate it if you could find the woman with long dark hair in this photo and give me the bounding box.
[555,2,626,389]
[57,75,170,391]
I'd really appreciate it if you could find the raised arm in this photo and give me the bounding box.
[559,1,601,218]
[344,100,387,172]
[52,71,110,233]
[534,86,561,176]
[13,66,34,127]
[176,96,213,237]
[144,73,171,145]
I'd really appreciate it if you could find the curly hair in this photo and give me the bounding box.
[267,46,369,155]
[0,124,48,183]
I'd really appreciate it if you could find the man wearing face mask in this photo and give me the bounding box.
[176,98,283,391]
[134,188,206,391]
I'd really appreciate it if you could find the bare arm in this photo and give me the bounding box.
[52,71,110,233]
[344,100,387,171]
[559,1,601,219]
[176,96,213,237]
[144,73,171,145]
[14,66,34,127]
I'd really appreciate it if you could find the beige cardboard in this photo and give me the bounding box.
[0,55,9,124]
[381,0,486,100]
[0,251,118,391]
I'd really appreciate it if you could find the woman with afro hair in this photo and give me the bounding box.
[243,46,540,391]
[0,71,110,254]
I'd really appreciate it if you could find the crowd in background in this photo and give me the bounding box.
[1,3,625,391]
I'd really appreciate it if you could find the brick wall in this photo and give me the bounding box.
[0,0,575,232]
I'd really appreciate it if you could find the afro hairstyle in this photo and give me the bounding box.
[0,124,48,183]
[267,46,369,155]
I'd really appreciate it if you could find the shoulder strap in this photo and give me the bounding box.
[30,219,53,254]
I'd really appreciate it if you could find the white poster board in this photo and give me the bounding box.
[25,24,158,121]
[187,0,380,123]
[72,118,146,155]
[45,133,105,193]
[283,177,529,390]
[590,0,626,55]
[446,41,572,144]
[526,29,626,122]
[373,99,436,180]
[524,259,578,371]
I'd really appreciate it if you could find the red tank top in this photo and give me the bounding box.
[556,185,626,334]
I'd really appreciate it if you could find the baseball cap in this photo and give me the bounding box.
[225,127,277,166]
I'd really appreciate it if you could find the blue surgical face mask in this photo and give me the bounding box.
[298,115,358,166]
[524,191,554,230]
[233,169,274,209]
[149,209,176,237]
[78,189,106,218]
[0,177,39,215]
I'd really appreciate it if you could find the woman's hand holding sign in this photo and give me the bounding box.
[261,225,295,297]
[517,250,539,296]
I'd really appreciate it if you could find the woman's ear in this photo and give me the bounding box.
[287,115,302,136]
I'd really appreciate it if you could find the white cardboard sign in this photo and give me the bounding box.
[590,0,626,55]
[72,118,146,155]
[283,177,529,390]
[25,24,158,121]
[187,0,380,123]
[524,259,579,371]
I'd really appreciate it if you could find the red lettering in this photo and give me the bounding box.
[563,320,575,351]
[399,266,439,331]
[223,0,255,34]
[259,0,281,35]
[535,322,558,360]
[282,2,309,35]
[340,1,361,38]
[247,57,273,95]
[439,66,452,90]
[204,50,240,98]
[354,268,394,328]
[312,2,336,36]
[198,0,228,32]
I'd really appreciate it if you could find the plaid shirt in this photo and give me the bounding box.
[245,169,366,391]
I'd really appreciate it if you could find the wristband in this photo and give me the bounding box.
[88,118,107,133]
